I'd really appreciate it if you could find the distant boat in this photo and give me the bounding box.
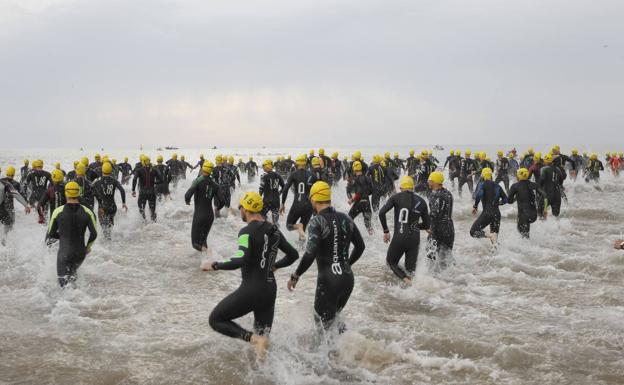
[165,146,179,150]
[212,146,217,150]
[433,145,444,151]
[156,147,163,151]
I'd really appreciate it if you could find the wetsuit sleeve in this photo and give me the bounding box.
[215,229,249,270]
[348,222,365,266]
[507,184,517,204]
[378,196,394,233]
[184,177,199,204]
[115,180,126,204]
[294,216,322,277]
[132,172,138,192]
[84,207,98,248]
[473,183,483,209]
[278,174,285,193]
[273,232,299,269]
[281,174,293,204]
[419,201,431,230]
[259,174,266,195]
[47,206,63,240]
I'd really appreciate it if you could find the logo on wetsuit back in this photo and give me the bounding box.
[331,219,342,275]
[398,208,409,234]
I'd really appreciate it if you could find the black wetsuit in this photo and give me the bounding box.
[415,160,435,193]
[38,183,66,222]
[538,165,564,217]
[470,180,508,238]
[427,188,454,269]
[379,191,430,280]
[92,176,126,240]
[132,166,162,222]
[585,159,604,182]
[209,221,299,341]
[74,176,95,212]
[293,207,365,329]
[282,169,317,231]
[118,162,133,185]
[366,164,385,211]
[47,203,97,287]
[154,163,171,200]
[26,169,52,206]
[245,161,259,182]
[508,180,546,238]
[347,174,374,232]
[213,165,236,213]
[259,171,284,225]
[184,175,221,251]
[494,157,510,193]
[458,158,475,196]
[405,156,419,177]
[166,159,182,187]
[0,179,27,232]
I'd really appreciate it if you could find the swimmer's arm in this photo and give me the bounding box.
[273,233,299,269]
[215,231,249,270]
[348,223,365,266]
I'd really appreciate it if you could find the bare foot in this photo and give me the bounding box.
[486,232,498,244]
[250,334,269,362]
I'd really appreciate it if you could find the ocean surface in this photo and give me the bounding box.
[1,146,623,385]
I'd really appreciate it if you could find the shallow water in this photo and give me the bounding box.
[1,146,623,385]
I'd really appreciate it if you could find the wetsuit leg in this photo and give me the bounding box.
[314,274,354,329]
[191,211,214,251]
[99,208,116,240]
[470,212,492,238]
[371,192,380,212]
[549,193,561,217]
[489,211,501,234]
[137,194,147,220]
[386,236,419,280]
[348,201,372,231]
[286,204,302,231]
[209,284,277,341]
[57,251,85,288]
[386,238,408,280]
[300,204,313,230]
[148,194,157,221]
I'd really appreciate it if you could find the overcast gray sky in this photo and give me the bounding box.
[1,0,623,148]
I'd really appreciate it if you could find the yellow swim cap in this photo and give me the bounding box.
[65,181,81,198]
[428,171,444,184]
[517,168,529,181]
[399,176,415,190]
[102,162,113,175]
[481,167,493,180]
[310,181,331,202]
[239,191,263,213]
[51,169,64,183]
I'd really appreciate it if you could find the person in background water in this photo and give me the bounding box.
[379,176,430,285]
[426,171,454,271]
[37,169,66,224]
[92,162,127,240]
[185,161,222,253]
[46,181,97,288]
[118,157,133,185]
[73,164,95,212]
[470,168,507,245]
[154,155,171,201]
[132,156,162,223]
[347,161,374,235]
[245,157,259,183]
[287,181,365,332]
[259,159,284,226]
[507,168,547,238]
[1,166,31,236]
[203,192,299,361]
[280,155,317,241]
[26,159,51,208]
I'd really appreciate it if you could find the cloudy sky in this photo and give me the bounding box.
[1,0,622,148]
